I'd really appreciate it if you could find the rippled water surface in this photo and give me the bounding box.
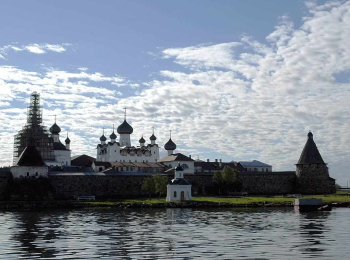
[0,207,349,259]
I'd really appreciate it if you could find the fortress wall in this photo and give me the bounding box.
[49,175,151,199]
[186,172,296,195]
[1,170,328,200]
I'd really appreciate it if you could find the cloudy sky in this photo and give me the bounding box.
[1,0,350,184]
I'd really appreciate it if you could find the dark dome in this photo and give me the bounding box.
[117,120,133,134]
[164,138,176,150]
[110,131,117,140]
[308,132,313,138]
[150,134,157,141]
[65,137,71,144]
[139,136,145,143]
[100,134,107,142]
[50,123,61,135]
[175,163,183,172]
[169,178,190,185]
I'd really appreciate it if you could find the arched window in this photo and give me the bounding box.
[174,191,177,198]
[181,164,189,170]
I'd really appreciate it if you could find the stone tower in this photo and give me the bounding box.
[296,132,335,194]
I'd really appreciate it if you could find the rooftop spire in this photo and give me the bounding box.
[297,131,324,164]
[123,107,127,120]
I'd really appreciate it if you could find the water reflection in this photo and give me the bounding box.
[0,208,348,259]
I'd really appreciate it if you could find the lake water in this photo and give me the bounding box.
[0,207,348,259]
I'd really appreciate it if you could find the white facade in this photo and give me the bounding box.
[166,185,192,201]
[164,161,194,174]
[51,150,71,166]
[48,133,71,167]
[166,165,192,202]
[11,166,48,178]
[97,120,160,163]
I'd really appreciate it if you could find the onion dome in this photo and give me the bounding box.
[164,138,176,151]
[110,131,117,140]
[150,134,157,141]
[139,136,145,143]
[175,162,183,172]
[65,136,71,144]
[100,134,107,142]
[117,120,133,134]
[50,123,61,135]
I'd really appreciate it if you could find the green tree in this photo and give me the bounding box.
[142,177,155,199]
[153,175,168,198]
[213,166,242,195]
[213,171,224,194]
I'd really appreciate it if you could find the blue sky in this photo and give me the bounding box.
[1,0,350,185]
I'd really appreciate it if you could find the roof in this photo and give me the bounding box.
[16,146,46,167]
[297,132,325,164]
[158,153,194,162]
[239,160,271,167]
[139,136,145,143]
[71,154,96,167]
[194,161,245,172]
[150,134,157,141]
[93,162,112,167]
[164,138,176,150]
[169,178,191,185]
[117,120,133,134]
[110,132,117,139]
[50,123,61,134]
[100,134,107,142]
[53,141,67,151]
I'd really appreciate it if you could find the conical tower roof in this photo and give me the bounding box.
[297,132,325,164]
[16,145,46,167]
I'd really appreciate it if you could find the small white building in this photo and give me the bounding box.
[166,163,192,202]
[11,145,48,178]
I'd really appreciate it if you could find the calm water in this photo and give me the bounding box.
[0,207,348,259]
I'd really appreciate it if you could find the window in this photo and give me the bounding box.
[35,172,38,176]
[181,164,189,170]
[135,160,137,162]
[126,167,129,171]
[27,172,29,177]
[174,191,177,198]
[254,168,257,172]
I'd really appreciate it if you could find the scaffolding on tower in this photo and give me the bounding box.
[13,92,54,165]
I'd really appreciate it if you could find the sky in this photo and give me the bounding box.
[1,0,350,185]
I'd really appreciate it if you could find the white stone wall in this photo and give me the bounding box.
[119,134,131,147]
[97,142,159,163]
[11,166,49,178]
[164,161,194,174]
[53,150,71,166]
[166,185,192,201]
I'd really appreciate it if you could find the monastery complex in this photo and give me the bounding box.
[0,92,336,200]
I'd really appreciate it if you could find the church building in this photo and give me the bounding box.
[96,113,160,163]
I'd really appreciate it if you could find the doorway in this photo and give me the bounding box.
[181,191,185,201]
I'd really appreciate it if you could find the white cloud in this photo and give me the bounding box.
[1,1,350,186]
[0,43,69,57]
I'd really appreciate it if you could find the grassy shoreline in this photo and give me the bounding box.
[1,194,349,210]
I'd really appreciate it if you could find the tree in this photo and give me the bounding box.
[153,175,168,198]
[222,166,242,192]
[142,177,155,199]
[213,171,224,194]
[213,166,242,195]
